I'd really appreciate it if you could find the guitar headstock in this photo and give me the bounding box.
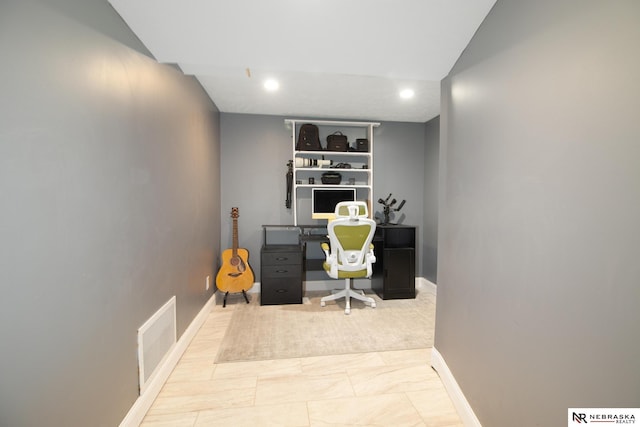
[230,207,239,219]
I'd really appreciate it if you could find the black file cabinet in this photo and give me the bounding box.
[260,245,303,305]
[371,225,416,300]
[260,226,303,305]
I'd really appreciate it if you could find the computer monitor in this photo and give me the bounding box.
[311,188,357,220]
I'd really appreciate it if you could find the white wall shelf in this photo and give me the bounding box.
[286,119,380,225]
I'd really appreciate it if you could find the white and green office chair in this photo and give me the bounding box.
[320,202,377,315]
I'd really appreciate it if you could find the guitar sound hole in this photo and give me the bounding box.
[230,257,246,272]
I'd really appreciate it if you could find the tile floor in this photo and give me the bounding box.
[141,299,463,427]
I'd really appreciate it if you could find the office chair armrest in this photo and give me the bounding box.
[321,243,334,264]
[321,242,330,257]
[368,244,376,263]
[321,242,340,277]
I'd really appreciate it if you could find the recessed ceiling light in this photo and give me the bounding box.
[264,79,279,91]
[400,89,415,99]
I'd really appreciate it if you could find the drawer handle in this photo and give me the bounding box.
[276,289,288,293]
[275,257,289,261]
[276,269,288,273]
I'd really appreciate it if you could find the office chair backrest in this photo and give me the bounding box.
[334,201,368,218]
[327,205,376,269]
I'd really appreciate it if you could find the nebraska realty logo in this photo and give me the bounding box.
[569,408,639,425]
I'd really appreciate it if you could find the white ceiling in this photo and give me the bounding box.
[108,0,496,123]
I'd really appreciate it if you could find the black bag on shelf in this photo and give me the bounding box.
[321,172,342,185]
[326,132,348,151]
[354,138,369,152]
[296,124,322,151]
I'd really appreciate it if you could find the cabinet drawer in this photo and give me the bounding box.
[261,251,302,266]
[261,264,302,278]
[261,278,302,305]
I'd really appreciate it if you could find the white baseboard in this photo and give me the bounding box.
[119,293,217,427]
[247,282,260,294]
[431,347,482,427]
[416,277,437,295]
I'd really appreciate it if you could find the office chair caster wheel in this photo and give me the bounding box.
[345,308,351,315]
[320,301,326,307]
[371,301,376,308]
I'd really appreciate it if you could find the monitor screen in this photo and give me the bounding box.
[311,188,357,220]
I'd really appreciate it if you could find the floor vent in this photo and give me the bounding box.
[137,296,176,395]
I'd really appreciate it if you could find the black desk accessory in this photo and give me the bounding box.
[378,193,406,225]
[285,160,293,209]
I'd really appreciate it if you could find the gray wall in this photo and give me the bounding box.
[0,1,221,426]
[220,114,426,280]
[435,1,640,426]
[423,116,439,283]
[373,120,427,277]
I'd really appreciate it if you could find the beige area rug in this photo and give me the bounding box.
[214,287,436,363]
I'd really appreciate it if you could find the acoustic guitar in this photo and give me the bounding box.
[216,207,254,306]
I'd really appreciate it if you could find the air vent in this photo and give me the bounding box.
[137,296,176,395]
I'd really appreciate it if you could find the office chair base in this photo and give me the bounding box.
[320,280,376,315]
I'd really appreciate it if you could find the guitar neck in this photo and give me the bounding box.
[232,216,239,257]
